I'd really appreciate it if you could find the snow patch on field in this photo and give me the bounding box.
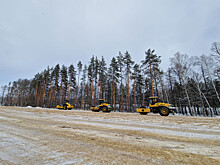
[26,106,33,108]
[0,116,7,119]
[61,160,84,165]
[65,120,220,140]
[26,106,42,109]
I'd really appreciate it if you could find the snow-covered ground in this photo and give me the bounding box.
[0,106,219,165]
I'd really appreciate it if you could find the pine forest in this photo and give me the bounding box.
[1,42,220,117]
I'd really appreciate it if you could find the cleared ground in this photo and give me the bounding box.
[0,106,219,165]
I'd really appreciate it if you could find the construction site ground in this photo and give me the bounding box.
[0,106,219,165]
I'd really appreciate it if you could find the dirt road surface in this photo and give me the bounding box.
[0,106,219,165]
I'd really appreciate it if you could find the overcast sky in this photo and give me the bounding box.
[0,0,220,90]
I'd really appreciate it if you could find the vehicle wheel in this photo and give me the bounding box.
[64,105,67,110]
[68,108,72,110]
[140,112,148,115]
[159,107,169,116]
[102,106,108,112]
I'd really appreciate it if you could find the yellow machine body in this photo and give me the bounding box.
[136,107,151,115]
[90,99,111,112]
[56,101,74,110]
[136,96,176,116]
[149,97,172,108]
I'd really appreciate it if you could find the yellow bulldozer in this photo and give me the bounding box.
[56,100,74,110]
[136,96,176,116]
[90,99,111,112]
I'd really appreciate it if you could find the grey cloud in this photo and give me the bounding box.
[0,0,220,89]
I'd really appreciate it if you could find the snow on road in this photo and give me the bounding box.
[0,106,219,165]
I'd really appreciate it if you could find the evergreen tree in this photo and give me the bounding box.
[67,64,76,102]
[41,67,51,107]
[81,65,87,109]
[99,56,107,99]
[76,61,82,108]
[136,68,145,106]
[94,57,99,105]
[124,51,134,112]
[58,65,68,104]
[62,65,68,101]
[141,49,161,97]
[110,57,119,111]
[53,64,60,107]
[117,52,124,112]
[88,56,95,106]
[131,64,141,111]
[47,67,55,107]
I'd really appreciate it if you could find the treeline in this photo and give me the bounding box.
[1,42,220,116]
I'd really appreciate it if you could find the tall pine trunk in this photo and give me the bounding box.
[120,71,123,112]
[81,82,85,109]
[94,75,97,106]
[133,79,136,111]
[127,65,130,112]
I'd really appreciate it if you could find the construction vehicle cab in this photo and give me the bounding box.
[90,99,111,112]
[136,96,176,116]
[56,100,74,110]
